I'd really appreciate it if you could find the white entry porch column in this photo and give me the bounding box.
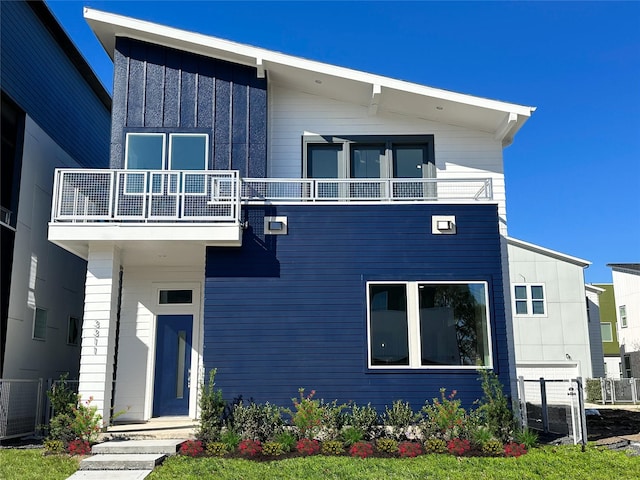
[77,244,121,425]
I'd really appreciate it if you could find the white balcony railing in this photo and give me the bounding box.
[51,169,241,223]
[50,169,493,223]
[241,177,493,202]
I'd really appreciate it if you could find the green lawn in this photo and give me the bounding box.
[148,446,640,480]
[0,446,637,480]
[0,449,80,480]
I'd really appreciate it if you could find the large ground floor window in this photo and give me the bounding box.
[367,281,492,369]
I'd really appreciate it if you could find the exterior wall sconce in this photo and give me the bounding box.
[264,216,288,235]
[432,215,456,235]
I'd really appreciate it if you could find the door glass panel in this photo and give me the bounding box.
[369,284,409,365]
[169,134,208,170]
[126,134,164,170]
[176,330,186,399]
[350,145,383,178]
[393,145,426,178]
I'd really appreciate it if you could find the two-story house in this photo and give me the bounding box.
[593,283,621,378]
[48,8,535,423]
[607,264,640,378]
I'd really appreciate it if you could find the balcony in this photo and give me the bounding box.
[48,169,493,260]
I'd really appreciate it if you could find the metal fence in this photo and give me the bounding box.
[597,378,640,404]
[0,379,43,441]
[241,177,493,202]
[52,169,241,223]
[517,376,587,446]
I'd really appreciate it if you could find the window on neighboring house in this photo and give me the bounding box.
[623,354,632,378]
[620,305,627,328]
[513,284,546,316]
[600,322,613,343]
[304,135,435,184]
[67,316,80,346]
[367,281,492,369]
[33,307,47,340]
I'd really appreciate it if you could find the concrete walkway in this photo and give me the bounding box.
[66,418,196,480]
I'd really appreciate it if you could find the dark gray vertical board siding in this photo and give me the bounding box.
[111,38,266,174]
[0,1,110,168]
[204,203,512,412]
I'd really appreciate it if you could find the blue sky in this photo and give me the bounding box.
[45,1,639,283]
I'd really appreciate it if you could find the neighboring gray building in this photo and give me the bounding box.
[508,237,604,379]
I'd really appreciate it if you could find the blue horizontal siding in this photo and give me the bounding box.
[0,1,110,168]
[110,38,267,178]
[204,203,511,412]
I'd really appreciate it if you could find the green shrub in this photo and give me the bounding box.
[481,439,504,456]
[340,426,364,447]
[375,438,398,454]
[262,441,285,456]
[381,400,418,440]
[321,440,345,455]
[46,413,75,445]
[284,388,324,439]
[275,430,297,452]
[196,369,226,443]
[206,442,228,456]
[471,426,493,448]
[424,437,447,454]
[585,379,603,403]
[71,397,103,443]
[232,401,284,442]
[48,373,78,418]
[515,427,539,449]
[421,388,468,441]
[220,429,241,451]
[320,399,347,439]
[43,439,66,455]
[475,369,517,443]
[347,403,379,438]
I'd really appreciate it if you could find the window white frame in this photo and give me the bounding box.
[125,133,167,170]
[33,307,47,341]
[125,132,210,171]
[167,133,209,170]
[600,322,613,343]
[366,281,492,370]
[620,305,627,328]
[512,284,547,317]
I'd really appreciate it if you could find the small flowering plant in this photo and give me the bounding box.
[296,438,320,456]
[447,438,471,456]
[287,388,323,439]
[238,439,262,457]
[67,439,91,456]
[398,441,423,458]
[71,396,103,443]
[179,440,204,457]
[349,441,374,458]
[504,442,527,457]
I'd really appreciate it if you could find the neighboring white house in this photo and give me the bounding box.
[508,237,604,380]
[607,263,640,378]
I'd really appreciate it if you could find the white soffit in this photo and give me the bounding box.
[507,237,592,268]
[85,7,536,143]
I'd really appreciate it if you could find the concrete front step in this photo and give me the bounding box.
[79,453,166,471]
[92,439,185,455]
[67,471,153,480]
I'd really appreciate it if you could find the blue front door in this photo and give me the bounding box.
[153,315,192,416]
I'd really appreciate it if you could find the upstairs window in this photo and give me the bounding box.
[33,307,47,341]
[513,284,546,316]
[367,281,492,369]
[304,135,435,180]
[620,305,627,328]
[125,133,208,171]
